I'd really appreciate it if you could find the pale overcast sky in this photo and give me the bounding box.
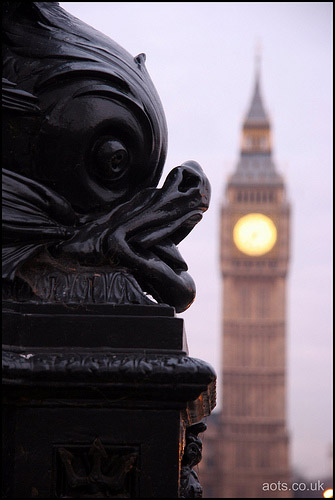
[60,2,333,480]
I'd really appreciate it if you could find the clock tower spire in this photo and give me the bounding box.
[229,60,283,189]
[218,63,292,497]
[241,53,272,154]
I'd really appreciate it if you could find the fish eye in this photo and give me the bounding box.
[91,137,129,182]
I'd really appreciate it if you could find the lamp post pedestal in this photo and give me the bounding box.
[3,303,216,498]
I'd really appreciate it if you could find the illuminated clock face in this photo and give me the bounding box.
[233,213,277,256]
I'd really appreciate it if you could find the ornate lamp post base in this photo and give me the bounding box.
[3,303,216,498]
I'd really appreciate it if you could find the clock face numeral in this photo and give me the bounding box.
[233,213,277,256]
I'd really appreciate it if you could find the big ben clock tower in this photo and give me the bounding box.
[220,63,292,498]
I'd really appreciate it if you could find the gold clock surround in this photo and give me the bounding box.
[233,213,277,256]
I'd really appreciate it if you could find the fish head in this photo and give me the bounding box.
[2,2,168,214]
[34,76,167,213]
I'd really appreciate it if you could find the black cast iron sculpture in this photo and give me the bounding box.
[2,1,210,313]
[2,4,216,498]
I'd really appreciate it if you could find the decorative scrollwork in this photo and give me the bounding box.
[180,422,207,498]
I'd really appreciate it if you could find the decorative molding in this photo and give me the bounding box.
[3,347,216,419]
[2,348,213,381]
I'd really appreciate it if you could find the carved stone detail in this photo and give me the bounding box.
[180,422,207,498]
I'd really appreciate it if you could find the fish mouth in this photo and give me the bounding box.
[150,240,188,272]
[108,160,210,311]
[129,210,203,273]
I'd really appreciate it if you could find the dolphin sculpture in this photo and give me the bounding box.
[2,2,210,313]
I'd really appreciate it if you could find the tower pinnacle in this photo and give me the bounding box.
[228,58,283,186]
[244,43,269,126]
[255,38,262,80]
[255,40,262,79]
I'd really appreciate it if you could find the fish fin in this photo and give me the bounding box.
[134,53,146,66]
[2,78,40,114]
[2,168,77,279]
